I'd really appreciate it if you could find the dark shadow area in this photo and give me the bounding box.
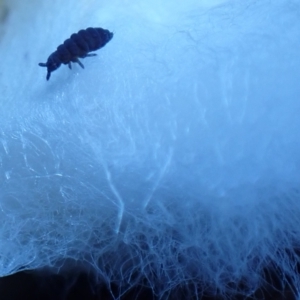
[0,264,296,300]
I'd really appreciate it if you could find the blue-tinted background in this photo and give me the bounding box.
[0,0,300,298]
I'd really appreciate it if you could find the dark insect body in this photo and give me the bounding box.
[39,27,113,80]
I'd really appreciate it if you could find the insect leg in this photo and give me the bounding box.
[86,53,97,57]
[75,57,84,69]
[68,62,72,69]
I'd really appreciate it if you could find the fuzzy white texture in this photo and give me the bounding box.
[0,0,300,297]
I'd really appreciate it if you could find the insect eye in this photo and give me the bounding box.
[50,61,60,70]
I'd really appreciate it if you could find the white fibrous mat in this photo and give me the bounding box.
[0,0,300,298]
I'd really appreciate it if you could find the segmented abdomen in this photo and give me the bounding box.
[77,28,107,51]
[58,27,112,63]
